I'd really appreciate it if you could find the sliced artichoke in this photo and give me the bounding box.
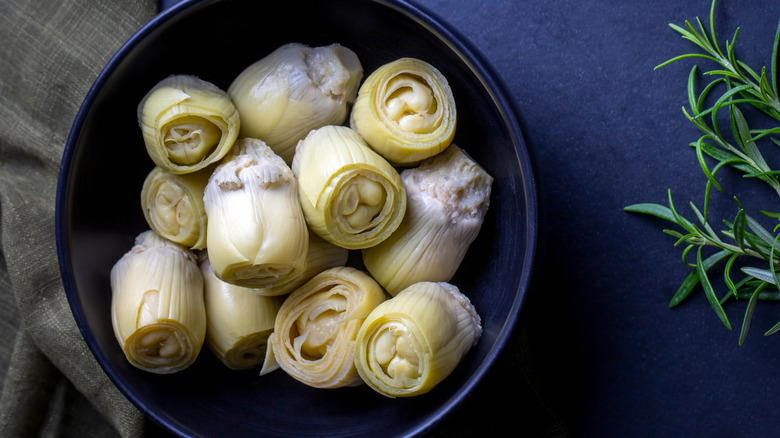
[110,230,206,374]
[140,166,211,250]
[138,74,240,174]
[228,43,363,164]
[350,57,456,164]
[354,281,481,398]
[363,145,493,295]
[200,256,282,370]
[269,266,387,388]
[204,137,308,288]
[291,125,406,250]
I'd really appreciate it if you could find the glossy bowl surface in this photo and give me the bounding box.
[55,0,538,436]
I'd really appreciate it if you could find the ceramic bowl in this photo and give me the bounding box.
[56,0,538,436]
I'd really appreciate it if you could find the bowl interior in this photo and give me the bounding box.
[56,0,537,436]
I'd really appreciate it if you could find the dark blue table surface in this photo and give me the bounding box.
[156,1,780,436]
[410,1,780,437]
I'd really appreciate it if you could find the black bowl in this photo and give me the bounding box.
[55,0,538,436]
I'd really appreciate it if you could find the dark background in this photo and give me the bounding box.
[407,0,780,437]
[154,0,780,436]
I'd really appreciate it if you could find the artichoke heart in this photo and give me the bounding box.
[350,57,456,164]
[141,166,211,250]
[270,266,387,389]
[138,74,240,174]
[204,137,309,288]
[228,42,363,164]
[354,281,481,398]
[110,230,206,374]
[201,256,282,370]
[291,125,406,250]
[363,145,493,295]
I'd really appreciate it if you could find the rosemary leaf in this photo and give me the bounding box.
[624,202,695,230]
[733,208,746,250]
[723,253,740,296]
[772,19,780,95]
[739,285,764,345]
[741,267,777,285]
[696,247,732,329]
[670,250,730,307]
[746,215,779,250]
[765,321,780,336]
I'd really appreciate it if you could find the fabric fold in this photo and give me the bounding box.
[0,0,158,436]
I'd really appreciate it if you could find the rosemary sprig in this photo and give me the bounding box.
[659,0,780,201]
[655,0,780,121]
[625,0,780,344]
[625,194,780,344]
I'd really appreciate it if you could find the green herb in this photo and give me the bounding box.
[624,0,780,344]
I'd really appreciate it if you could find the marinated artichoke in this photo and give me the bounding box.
[268,266,387,388]
[110,230,206,374]
[228,43,363,164]
[354,281,481,397]
[138,74,240,174]
[363,145,493,295]
[141,166,211,250]
[204,137,308,288]
[201,256,282,370]
[291,125,406,250]
[350,57,456,164]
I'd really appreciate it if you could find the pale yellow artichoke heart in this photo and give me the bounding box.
[270,266,387,388]
[141,166,211,250]
[204,138,308,288]
[138,74,240,174]
[363,145,493,295]
[350,57,456,164]
[110,230,206,374]
[200,256,282,370]
[291,125,406,250]
[354,281,481,398]
[228,42,363,164]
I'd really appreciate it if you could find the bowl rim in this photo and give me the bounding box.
[55,0,540,436]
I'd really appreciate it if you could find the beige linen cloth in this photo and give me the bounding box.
[0,0,568,436]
